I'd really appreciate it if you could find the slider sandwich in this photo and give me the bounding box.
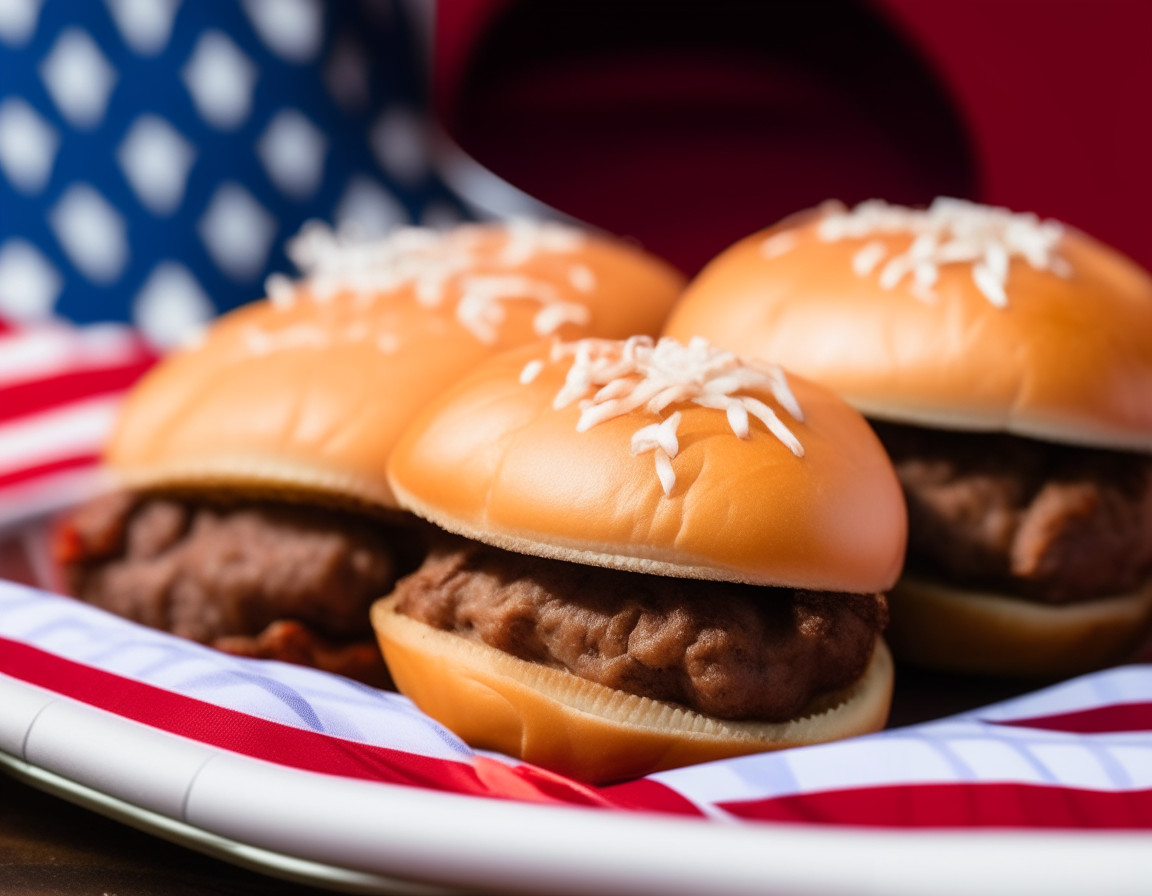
[56,221,685,683]
[665,198,1152,676]
[373,335,905,782]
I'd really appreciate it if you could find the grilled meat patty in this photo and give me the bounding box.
[873,421,1152,603]
[393,536,887,722]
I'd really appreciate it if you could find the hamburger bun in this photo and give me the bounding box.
[387,339,906,592]
[885,575,1152,679]
[377,335,905,780]
[664,199,1152,452]
[663,199,1152,676]
[107,221,685,511]
[372,594,894,783]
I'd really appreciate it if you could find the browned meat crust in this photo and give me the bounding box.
[392,537,887,722]
[215,620,393,689]
[872,421,1152,603]
[57,493,401,685]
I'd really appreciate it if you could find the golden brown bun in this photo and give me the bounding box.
[387,340,906,592]
[886,575,1152,678]
[107,224,685,510]
[664,204,1152,452]
[371,595,893,784]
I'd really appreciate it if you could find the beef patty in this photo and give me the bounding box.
[392,537,887,722]
[57,492,406,686]
[872,421,1152,603]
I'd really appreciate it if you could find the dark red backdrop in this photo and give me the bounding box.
[434,0,1152,276]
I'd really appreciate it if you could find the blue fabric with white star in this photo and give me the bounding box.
[0,0,467,346]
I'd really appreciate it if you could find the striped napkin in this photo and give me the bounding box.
[0,317,153,528]
[1,581,1150,829]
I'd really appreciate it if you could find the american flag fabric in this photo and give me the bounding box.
[0,0,464,346]
[0,315,153,528]
[2,578,1152,831]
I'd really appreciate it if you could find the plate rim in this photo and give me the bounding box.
[0,749,462,896]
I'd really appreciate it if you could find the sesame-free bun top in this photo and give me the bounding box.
[107,221,685,510]
[664,198,1152,452]
[387,336,906,593]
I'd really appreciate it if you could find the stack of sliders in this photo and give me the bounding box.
[372,334,906,782]
[55,220,685,684]
[665,198,1152,677]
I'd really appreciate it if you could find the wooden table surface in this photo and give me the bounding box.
[0,662,1039,896]
[0,770,336,896]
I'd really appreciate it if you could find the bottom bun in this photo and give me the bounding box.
[886,575,1152,678]
[371,594,893,784]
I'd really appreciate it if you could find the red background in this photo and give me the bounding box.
[433,0,1152,276]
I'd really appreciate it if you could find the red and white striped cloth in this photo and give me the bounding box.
[2,582,1151,831]
[1,318,1150,835]
[0,317,154,528]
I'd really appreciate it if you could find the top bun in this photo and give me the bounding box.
[387,336,906,593]
[107,221,685,510]
[664,199,1152,452]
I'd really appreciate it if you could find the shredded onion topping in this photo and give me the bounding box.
[813,197,1071,307]
[271,219,592,346]
[530,336,804,497]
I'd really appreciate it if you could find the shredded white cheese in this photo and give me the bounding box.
[264,273,297,309]
[816,197,1070,307]
[568,263,597,293]
[455,275,590,345]
[242,324,331,356]
[274,218,590,345]
[760,231,798,259]
[499,217,584,266]
[529,336,804,496]
[519,359,545,384]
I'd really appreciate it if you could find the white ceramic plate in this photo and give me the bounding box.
[2,692,1150,896]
